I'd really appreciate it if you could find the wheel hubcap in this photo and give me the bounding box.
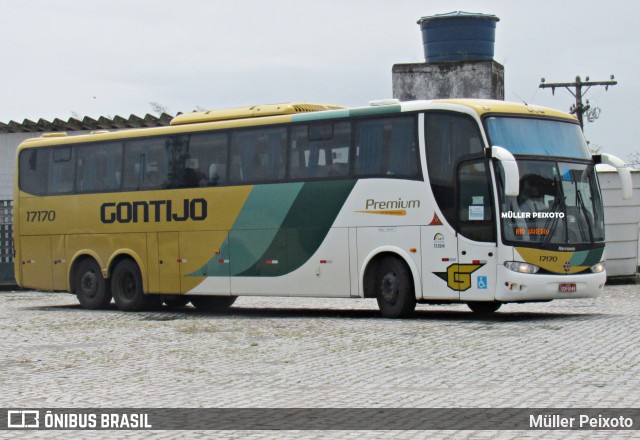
[121,273,137,300]
[81,272,97,298]
[381,271,399,303]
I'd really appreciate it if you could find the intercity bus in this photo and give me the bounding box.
[13,99,632,317]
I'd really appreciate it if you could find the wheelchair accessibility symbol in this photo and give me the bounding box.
[477,276,488,289]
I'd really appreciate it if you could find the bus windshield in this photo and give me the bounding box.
[486,116,591,159]
[498,159,605,245]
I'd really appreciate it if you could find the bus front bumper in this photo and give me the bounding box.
[495,266,606,302]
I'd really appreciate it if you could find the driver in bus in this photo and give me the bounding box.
[519,176,547,213]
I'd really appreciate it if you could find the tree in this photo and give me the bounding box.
[626,152,640,169]
[149,101,171,116]
[588,143,603,155]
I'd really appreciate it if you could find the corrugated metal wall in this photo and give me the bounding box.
[597,169,640,279]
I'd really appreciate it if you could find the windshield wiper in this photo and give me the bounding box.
[543,195,567,243]
[576,189,594,242]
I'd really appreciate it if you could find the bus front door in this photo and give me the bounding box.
[456,159,498,301]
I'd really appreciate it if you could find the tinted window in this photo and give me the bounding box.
[458,159,495,242]
[486,117,590,159]
[290,122,351,179]
[76,142,123,193]
[123,136,172,191]
[426,113,484,226]
[19,148,50,196]
[49,146,75,194]
[171,135,206,188]
[230,127,286,184]
[355,116,418,177]
[181,132,228,186]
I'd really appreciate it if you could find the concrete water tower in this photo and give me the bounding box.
[392,11,504,100]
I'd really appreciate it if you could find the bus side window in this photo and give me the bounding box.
[425,112,484,228]
[290,126,315,179]
[230,134,252,183]
[186,132,228,186]
[230,128,286,184]
[355,116,417,178]
[171,136,207,188]
[19,148,50,196]
[76,142,123,193]
[49,147,75,194]
[355,121,384,175]
[457,159,496,242]
[388,118,418,176]
[289,122,351,180]
[123,137,170,190]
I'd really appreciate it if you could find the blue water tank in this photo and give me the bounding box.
[418,11,499,63]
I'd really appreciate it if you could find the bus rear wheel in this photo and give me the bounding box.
[190,295,237,312]
[376,256,416,319]
[74,258,111,310]
[111,259,160,311]
[467,301,502,314]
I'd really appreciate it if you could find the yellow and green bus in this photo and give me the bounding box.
[13,99,632,317]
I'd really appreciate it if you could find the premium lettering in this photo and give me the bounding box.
[101,199,207,223]
[365,198,420,210]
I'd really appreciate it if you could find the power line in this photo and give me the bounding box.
[539,75,617,129]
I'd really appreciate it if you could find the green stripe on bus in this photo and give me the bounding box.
[291,105,401,123]
[349,105,402,118]
[291,109,350,123]
[190,180,356,278]
[236,180,356,277]
[569,248,604,268]
[189,183,303,277]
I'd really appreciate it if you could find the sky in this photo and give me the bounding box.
[1,0,639,161]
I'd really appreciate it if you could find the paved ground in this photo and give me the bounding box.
[1,284,639,439]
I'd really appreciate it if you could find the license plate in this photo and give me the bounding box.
[559,283,577,293]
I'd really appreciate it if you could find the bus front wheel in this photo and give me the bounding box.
[111,259,160,312]
[190,295,237,312]
[376,256,416,319]
[74,258,111,310]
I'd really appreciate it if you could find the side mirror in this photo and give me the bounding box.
[594,153,633,200]
[487,146,519,196]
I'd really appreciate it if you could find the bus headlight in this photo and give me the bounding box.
[504,261,540,274]
[590,262,606,273]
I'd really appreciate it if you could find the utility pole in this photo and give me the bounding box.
[539,75,617,129]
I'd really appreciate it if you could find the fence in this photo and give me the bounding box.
[0,200,15,285]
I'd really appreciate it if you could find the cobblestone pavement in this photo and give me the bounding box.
[1,284,639,439]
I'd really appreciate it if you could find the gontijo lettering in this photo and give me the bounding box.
[100,199,207,223]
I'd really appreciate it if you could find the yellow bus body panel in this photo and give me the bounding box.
[16,186,253,293]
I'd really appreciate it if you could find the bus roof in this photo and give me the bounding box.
[17,99,577,150]
[432,99,577,121]
[170,102,348,125]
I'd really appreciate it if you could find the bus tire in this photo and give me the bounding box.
[75,258,111,310]
[190,295,237,312]
[111,259,159,311]
[162,295,190,309]
[376,256,416,319]
[467,301,502,314]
